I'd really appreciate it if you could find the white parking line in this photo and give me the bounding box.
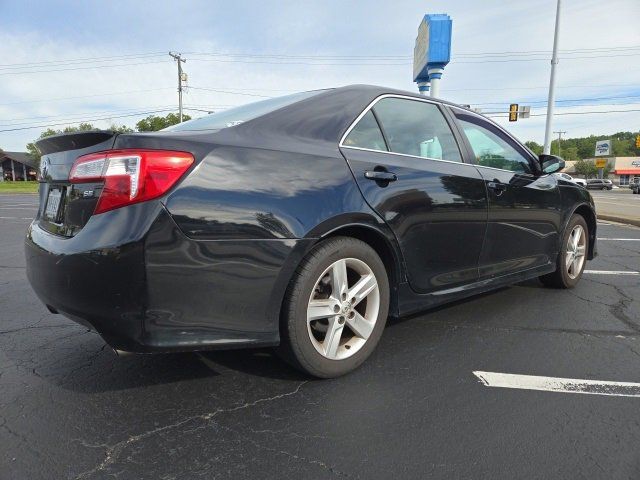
[474,371,640,397]
[595,202,638,208]
[584,270,639,275]
[0,216,33,220]
[598,238,640,241]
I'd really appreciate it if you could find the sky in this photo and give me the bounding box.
[0,0,639,152]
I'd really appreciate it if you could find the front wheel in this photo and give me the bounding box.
[540,214,588,288]
[278,237,389,378]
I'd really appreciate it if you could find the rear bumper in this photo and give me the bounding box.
[25,202,310,352]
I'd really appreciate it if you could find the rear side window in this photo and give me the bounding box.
[455,112,532,174]
[165,90,325,132]
[343,111,388,151]
[372,98,461,162]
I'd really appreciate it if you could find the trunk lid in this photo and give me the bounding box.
[36,131,118,237]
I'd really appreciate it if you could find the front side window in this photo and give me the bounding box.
[455,113,533,174]
[342,111,388,151]
[371,98,461,162]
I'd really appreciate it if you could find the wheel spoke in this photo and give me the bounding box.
[572,257,581,275]
[346,311,374,340]
[565,252,573,268]
[323,317,344,358]
[348,273,377,307]
[307,299,336,322]
[330,259,349,300]
[572,227,582,250]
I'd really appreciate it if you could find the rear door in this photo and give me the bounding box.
[340,95,488,294]
[451,108,562,279]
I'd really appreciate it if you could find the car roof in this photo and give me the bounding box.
[228,84,482,150]
[330,84,472,110]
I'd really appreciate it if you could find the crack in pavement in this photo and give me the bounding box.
[74,380,309,479]
[0,322,76,335]
[422,318,639,338]
[216,423,352,478]
[582,277,639,332]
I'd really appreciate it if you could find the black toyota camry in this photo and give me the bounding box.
[25,85,597,378]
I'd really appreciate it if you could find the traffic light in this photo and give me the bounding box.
[636,135,640,149]
[509,104,519,122]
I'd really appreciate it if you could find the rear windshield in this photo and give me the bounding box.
[165,90,325,132]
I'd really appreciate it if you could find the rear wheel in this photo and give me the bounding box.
[540,214,588,289]
[278,237,389,378]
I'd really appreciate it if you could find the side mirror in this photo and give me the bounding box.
[539,154,565,174]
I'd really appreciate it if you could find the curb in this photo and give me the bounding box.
[598,215,640,228]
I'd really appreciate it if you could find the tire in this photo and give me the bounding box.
[540,214,588,289]
[278,236,390,378]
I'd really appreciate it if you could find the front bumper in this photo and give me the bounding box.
[25,202,304,352]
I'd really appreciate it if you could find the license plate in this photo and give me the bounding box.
[44,188,63,221]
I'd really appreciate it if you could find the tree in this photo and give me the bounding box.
[573,158,612,179]
[108,123,134,133]
[524,141,543,155]
[574,158,596,179]
[562,146,579,161]
[26,124,96,165]
[525,131,640,160]
[135,113,191,132]
[25,123,134,166]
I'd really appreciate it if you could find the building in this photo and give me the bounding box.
[0,151,37,181]
[562,157,640,186]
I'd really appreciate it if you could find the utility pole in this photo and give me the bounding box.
[169,52,186,122]
[554,130,566,157]
[543,0,562,155]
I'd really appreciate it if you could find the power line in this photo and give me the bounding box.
[0,108,180,133]
[185,44,640,59]
[0,52,166,69]
[3,46,638,74]
[0,105,181,126]
[0,87,174,106]
[446,82,640,92]
[471,94,640,106]
[486,108,640,118]
[188,86,272,98]
[0,59,169,76]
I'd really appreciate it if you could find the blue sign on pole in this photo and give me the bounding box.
[413,14,452,97]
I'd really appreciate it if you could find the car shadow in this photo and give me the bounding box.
[41,279,547,391]
[386,277,545,329]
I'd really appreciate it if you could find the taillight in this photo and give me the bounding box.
[69,149,194,214]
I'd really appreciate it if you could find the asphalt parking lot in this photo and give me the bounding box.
[591,189,640,225]
[1,193,640,479]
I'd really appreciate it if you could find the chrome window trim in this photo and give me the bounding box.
[473,163,536,177]
[339,93,467,165]
[340,145,477,168]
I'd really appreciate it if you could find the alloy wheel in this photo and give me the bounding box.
[306,258,380,360]
[566,224,586,279]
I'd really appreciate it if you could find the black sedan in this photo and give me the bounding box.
[25,85,597,378]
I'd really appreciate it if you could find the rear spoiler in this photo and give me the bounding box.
[35,130,117,155]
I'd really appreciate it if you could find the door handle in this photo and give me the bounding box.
[487,181,507,194]
[364,170,397,182]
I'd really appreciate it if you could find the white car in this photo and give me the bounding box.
[554,172,586,187]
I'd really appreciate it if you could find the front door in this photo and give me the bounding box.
[340,96,488,293]
[451,108,562,279]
